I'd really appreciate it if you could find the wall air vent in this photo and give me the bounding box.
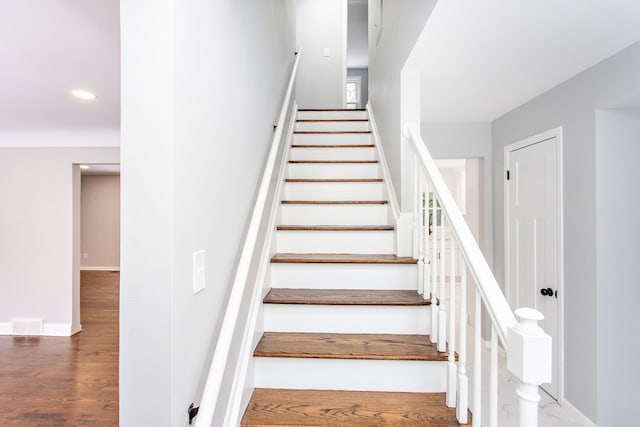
[11,318,44,335]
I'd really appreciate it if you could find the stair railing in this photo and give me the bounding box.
[193,50,301,427]
[403,123,551,427]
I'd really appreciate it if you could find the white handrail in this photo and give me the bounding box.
[194,50,301,427]
[403,123,516,344]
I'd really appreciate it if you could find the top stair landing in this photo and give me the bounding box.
[297,108,367,121]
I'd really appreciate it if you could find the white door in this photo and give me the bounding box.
[506,132,561,399]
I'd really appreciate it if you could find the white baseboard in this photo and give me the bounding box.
[0,322,73,336]
[43,323,73,336]
[561,399,597,427]
[80,266,120,271]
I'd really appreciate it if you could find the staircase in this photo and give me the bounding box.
[240,109,465,426]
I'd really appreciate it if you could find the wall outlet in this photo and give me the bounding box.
[82,253,88,259]
[193,250,206,294]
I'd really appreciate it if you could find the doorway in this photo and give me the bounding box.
[504,128,563,400]
[72,163,121,334]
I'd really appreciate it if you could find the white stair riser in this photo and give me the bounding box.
[284,182,384,200]
[254,358,446,392]
[294,133,372,145]
[264,305,430,334]
[291,147,376,161]
[297,110,368,120]
[288,163,380,179]
[276,230,394,254]
[280,204,388,225]
[270,264,418,290]
[295,121,370,132]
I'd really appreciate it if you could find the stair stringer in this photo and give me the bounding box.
[221,103,298,427]
[367,102,412,257]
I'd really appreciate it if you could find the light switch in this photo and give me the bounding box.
[193,250,206,294]
[323,48,330,57]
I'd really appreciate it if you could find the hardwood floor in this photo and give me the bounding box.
[0,271,119,426]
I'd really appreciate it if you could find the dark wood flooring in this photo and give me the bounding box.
[0,270,119,426]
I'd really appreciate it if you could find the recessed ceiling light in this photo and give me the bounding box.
[72,89,96,100]
[80,165,90,170]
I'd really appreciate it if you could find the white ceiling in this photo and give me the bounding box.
[0,1,120,131]
[411,0,640,123]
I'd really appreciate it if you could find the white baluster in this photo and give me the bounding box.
[490,325,498,427]
[430,192,439,344]
[438,213,446,353]
[414,160,424,296]
[446,229,457,407]
[457,263,468,423]
[507,308,552,427]
[424,178,431,301]
[473,289,481,427]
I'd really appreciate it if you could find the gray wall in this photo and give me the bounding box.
[595,108,640,426]
[368,0,436,205]
[347,1,367,68]
[120,0,296,425]
[492,41,640,424]
[422,123,493,264]
[80,175,120,268]
[0,146,119,336]
[296,0,346,108]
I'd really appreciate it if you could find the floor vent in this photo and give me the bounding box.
[11,318,44,335]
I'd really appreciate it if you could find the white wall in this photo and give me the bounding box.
[595,108,640,427]
[80,174,120,269]
[0,146,119,336]
[120,0,296,425]
[368,0,436,205]
[492,41,640,423]
[295,0,346,108]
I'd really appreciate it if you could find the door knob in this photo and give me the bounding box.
[540,287,553,296]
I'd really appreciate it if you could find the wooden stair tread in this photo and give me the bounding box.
[295,131,371,135]
[241,388,465,426]
[285,178,383,183]
[253,332,445,361]
[276,225,394,231]
[264,289,430,306]
[291,144,374,148]
[289,160,378,164]
[297,119,369,122]
[281,200,388,205]
[298,108,366,111]
[271,253,418,264]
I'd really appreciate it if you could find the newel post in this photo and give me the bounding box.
[507,308,551,427]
